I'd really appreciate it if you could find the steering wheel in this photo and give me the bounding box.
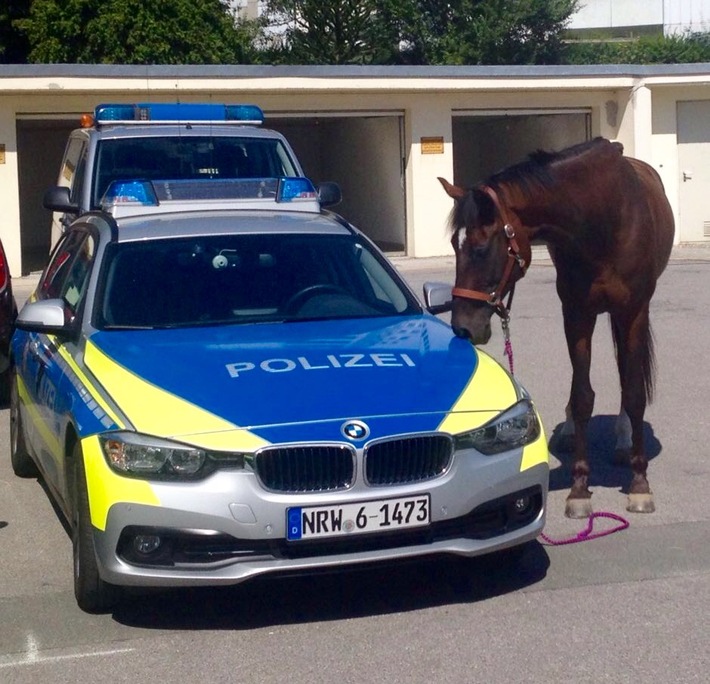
[282,284,348,314]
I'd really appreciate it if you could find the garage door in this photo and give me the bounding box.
[270,114,407,253]
[452,110,591,186]
[677,100,710,242]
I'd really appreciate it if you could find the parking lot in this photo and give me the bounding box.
[1,245,709,683]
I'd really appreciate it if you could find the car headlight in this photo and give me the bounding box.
[454,399,541,455]
[99,432,245,480]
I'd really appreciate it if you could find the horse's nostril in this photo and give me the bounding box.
[452,326,471,339]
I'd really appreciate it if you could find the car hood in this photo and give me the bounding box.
[84,315,519,447]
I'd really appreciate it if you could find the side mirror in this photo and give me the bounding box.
[317,182,342,208]
[423,282,453,315]
[43,186,79,214]
[15,299,72,336]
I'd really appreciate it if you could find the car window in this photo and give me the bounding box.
[40,231,96,317]
[98,233,419,329]
[93,137,299,207]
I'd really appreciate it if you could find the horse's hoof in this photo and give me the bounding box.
[565,498,593,519]
[627,493,655,513]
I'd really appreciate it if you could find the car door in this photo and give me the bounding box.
[21,227,97,493]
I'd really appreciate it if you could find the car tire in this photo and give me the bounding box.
[10,371,39,478]
[72,442,121,613]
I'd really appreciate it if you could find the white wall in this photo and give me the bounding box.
[569,0,663,30]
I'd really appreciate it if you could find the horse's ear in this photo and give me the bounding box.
[438,177,466,200]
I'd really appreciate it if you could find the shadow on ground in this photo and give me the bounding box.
[112,543,550,630]
[548,414,661,493]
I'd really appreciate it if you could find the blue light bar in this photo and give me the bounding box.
[101,180,158,207]
[277,177,318,202]
[94,103,265,125]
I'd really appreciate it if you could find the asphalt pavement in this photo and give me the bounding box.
[2,242,709,683]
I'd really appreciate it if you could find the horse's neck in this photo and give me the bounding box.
[509,187,599,257]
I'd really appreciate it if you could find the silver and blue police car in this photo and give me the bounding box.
[11,177,548,612]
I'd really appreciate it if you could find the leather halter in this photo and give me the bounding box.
[451,185,528,318]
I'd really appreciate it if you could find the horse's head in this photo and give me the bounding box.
[438,178,530,344]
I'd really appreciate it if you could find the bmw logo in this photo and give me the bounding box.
[341,420,370,441]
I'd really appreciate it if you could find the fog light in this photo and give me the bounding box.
[513,496,531,515]
[134,534,162,555]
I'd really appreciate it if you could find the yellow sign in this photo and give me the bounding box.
[420,137,444,154]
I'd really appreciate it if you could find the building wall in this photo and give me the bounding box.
[2,65,710,275]
[568,0,710,35]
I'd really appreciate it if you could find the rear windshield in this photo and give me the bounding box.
[97,233,420,329]
[93,136,299,207]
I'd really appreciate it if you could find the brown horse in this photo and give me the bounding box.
[439,137,674,518]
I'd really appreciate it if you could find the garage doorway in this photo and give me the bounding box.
[270,114,407,253]
[452,110,592,187]
[16,118,75,274]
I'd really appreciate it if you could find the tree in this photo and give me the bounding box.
[563,31,710,65]
[17,0,261,64]
[264,0,579,65]
[263,0,393,64]
[0,1,31,63]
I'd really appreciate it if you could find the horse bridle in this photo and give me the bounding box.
[451,185,529,319]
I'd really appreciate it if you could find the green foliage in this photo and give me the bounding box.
[263,0,391,64]
[0,1,31,62]
[563,32,710,65]
[265,0,579,65]
[17,0,260,64]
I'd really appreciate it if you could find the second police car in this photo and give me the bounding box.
[12,164,549,614]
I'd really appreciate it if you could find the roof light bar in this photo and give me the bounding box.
[94,103,265,126]
[100,177,322,218]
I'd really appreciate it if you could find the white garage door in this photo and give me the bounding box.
[677,100,710,242]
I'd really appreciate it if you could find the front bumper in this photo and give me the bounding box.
[85,435,549,588]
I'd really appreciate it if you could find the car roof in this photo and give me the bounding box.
[104,209,355,243]
[86,124,287,141]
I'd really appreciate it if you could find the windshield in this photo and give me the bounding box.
[93,136,299,207]
[97,233,420,329]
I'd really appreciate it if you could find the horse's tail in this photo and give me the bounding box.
[611,315,657,404]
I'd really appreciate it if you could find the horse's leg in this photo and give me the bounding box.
[562,308,597,519]
[611,318,633,464]
[613,305,655,513]
[614,407,632,463]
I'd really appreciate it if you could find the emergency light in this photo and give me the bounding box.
[100,177,320,217]
[93,103,265,126]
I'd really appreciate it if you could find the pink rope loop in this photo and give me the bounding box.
[504,338,514,375]
[539,512,630,546]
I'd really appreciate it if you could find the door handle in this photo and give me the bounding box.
[683,170,693,182]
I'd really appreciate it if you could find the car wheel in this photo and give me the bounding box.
[10,371,39,478]
[72,442,121,613]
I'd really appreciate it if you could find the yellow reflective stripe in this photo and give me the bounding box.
[16,373,62,461]
[84,340,269,450]
[520,427,549,471]
[53,338,124,428]
[81,435,159,531]
[437,350,518,434]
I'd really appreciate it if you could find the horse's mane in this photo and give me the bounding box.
[448,138,623,234]
[488,137,623,201]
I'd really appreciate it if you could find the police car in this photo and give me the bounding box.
[11,176,548,613]
[43,102,318,247]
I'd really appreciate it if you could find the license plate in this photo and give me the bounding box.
[287,494,430,541]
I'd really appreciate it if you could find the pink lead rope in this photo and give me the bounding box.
[539,511,630,546]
